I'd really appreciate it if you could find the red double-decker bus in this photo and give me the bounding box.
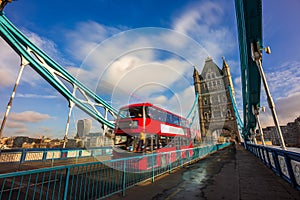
[113,103,193,169]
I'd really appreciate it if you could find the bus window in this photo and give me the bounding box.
[173,116,180,126]
[160,136,167,147]
[158,110,167,122]
[119,106,143,119]
[180,119,187,127]
[115,135,127,145]
[166,114,172,124]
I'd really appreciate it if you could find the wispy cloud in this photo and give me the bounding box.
[5,121,26,129]
[172,1,236,61]
[0,30,65,89]
[9,111,52,123]
[258,61,300,126]
[260,92,300,127]
[62,1,236,118]
[64,25,208,114]
[16,93,59,99]
[0,38,20,87]
[1,111,54,137]
[276,92,300,123]
[266,61,300,99]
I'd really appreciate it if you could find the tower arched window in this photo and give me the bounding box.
[222,95,226,102]
[211,72,215,79]
[204,112,208,120]
[204,98,208,105]
[227,110,231,118]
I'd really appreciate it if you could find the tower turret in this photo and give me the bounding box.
[193,66,206,138]
[222,57,236,103]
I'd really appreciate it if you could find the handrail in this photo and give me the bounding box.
[245,143,300,190]
[0,143,231,199]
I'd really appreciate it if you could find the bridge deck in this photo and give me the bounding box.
[108,144,300,200]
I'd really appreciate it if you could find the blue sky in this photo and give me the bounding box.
[0,0,299,139]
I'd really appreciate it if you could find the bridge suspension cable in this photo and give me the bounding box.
[228,86,243,142]
[0,12,119,139]
[186,92,199,124]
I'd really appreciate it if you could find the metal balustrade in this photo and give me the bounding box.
[0,143,231,199]
[0,147,113,173]
[245,143,300,190]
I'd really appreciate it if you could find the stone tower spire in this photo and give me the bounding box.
[193,66,206,138]
[193,66,201,94]
[222,56,236,103]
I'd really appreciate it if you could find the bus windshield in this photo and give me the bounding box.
[118,106,143,119]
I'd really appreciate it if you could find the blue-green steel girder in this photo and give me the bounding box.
[0,12,118,130]
[235,0,262,138]
[186,92,199,127]
[228,86,243,134]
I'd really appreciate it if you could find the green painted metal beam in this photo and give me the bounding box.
[186,92,199,127]
[235,0,262,139]
[0,12,118,129]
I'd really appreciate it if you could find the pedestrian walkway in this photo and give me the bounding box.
[108,144,300,200]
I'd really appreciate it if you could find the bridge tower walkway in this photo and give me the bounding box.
[108,144,300,200]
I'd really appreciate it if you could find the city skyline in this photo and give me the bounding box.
[0,0,299,139]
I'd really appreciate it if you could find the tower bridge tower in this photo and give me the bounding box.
[193,57,239,142]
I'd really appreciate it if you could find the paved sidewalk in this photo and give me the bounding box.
[108,144,300,200]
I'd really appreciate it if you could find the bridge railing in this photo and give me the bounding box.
[245,143,300,190]
[0,147,112,171]
[0,142,231,199]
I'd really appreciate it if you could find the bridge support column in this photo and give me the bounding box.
[252,105,265,146]
[0,57,28,138]
[63,101,74,148]
[251,42,286,150]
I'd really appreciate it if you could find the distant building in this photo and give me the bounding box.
[65,138,84,148]
[12,136,41,148]
[85,132,113,147]
[262,116,300,147]
[76,119,92,138]
[0,137,8,148]
[22,142,37,148]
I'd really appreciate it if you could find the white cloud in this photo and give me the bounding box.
[277,92,300,123]
[60,1,238,121]
[234,65,300,128]
[168,86,195,117]
[0,38,20,87]
[16,93,59,99]
[266,61,300,99]
[173,2,223,34]
[0,111,55,137]
[258,61,300,127]
[14,128,29,134]
[0,29,68,88]
[9,111,52,123]
[260,92,300,127]
[64,25,210,116]
[172,1,235,60]
[5,121,26,129]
